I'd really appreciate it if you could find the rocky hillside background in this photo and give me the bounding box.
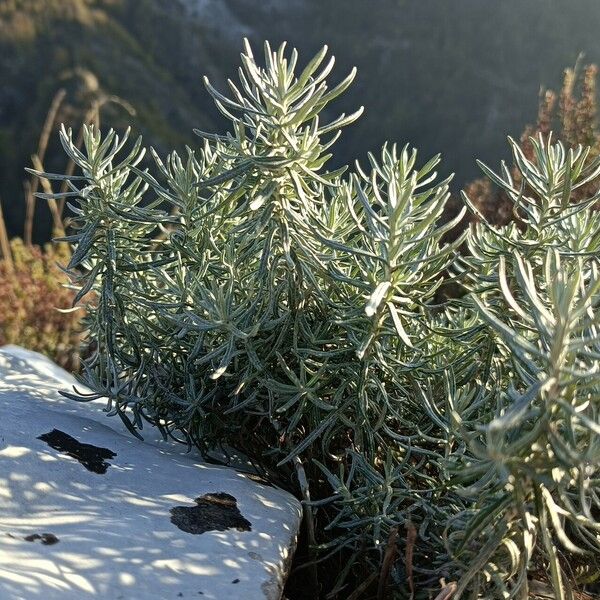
[2,0,600,240]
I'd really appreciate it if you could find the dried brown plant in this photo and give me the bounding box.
[0,236,82,371]
[465,62,600,225]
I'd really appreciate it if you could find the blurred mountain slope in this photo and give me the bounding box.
[3,0,600,239]
[226,0,600,181]
[0,0,222,239]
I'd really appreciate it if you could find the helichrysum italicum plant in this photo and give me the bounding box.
[35,40,600,599]
[445,136,600,599]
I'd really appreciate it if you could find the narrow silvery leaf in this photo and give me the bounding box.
[365,281,391,317]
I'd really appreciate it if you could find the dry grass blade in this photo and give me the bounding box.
[37,89,67,164]
[23,180,34,246]
[294,456,319,596]
[529,579,597,600]
[26,88,67,232]
[377,526,399,600]
[30,154,67,240]
[0,199,14,273]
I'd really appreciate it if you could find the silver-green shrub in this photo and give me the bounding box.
[446,136,600,598]
[36,41,600,599]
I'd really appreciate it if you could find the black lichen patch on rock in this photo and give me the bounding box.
[170,492,252,535]
[37,429,116,474]
[24,533,59,545]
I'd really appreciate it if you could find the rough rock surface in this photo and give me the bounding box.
[0,346,301,600]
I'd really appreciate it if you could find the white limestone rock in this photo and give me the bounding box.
[0,346,301,600]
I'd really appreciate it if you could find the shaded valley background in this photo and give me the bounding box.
[2,0,600,241]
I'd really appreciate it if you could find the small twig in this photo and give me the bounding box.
[405,520,417,599]
[377,526,399,600]
[346,572,378,600]
[293,456,319,596]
